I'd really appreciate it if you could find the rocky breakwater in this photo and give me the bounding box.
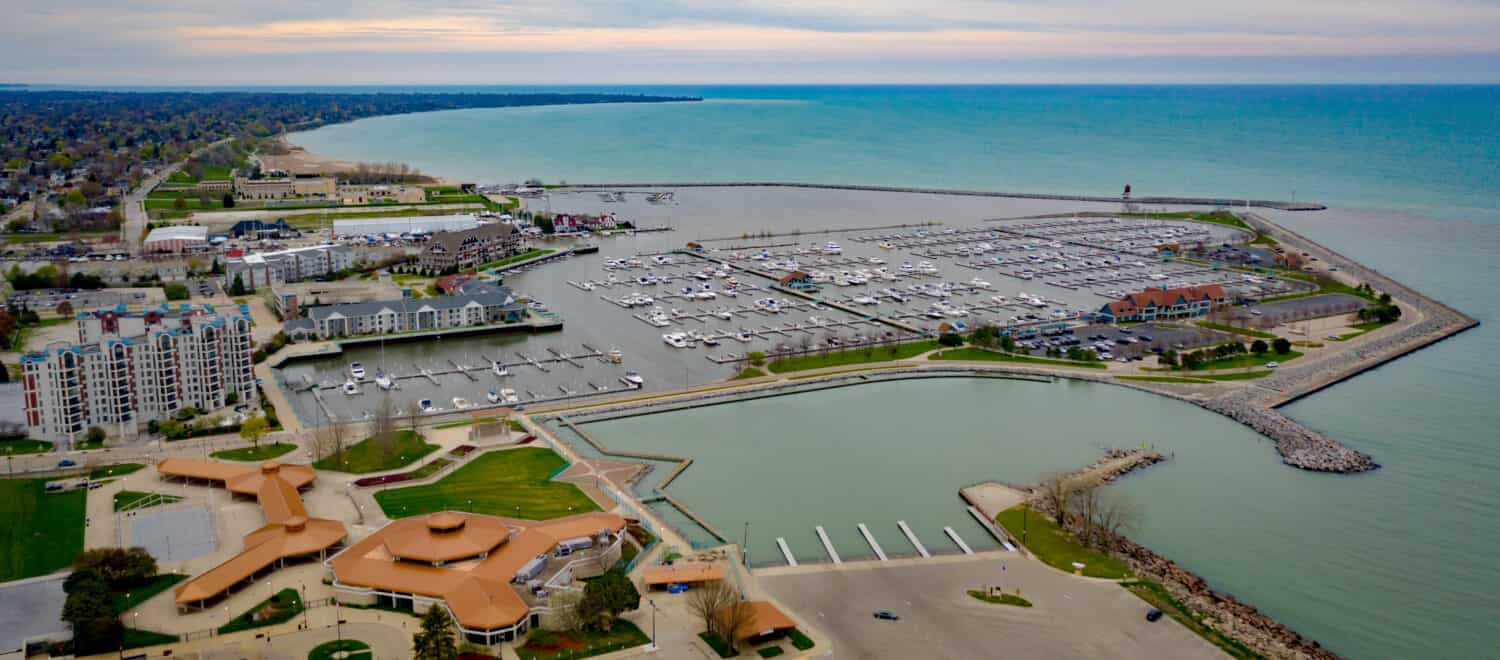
[1110,535,1342,660]
[1203,395,1378,472]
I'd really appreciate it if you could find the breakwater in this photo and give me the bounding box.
[558,182,1325,211]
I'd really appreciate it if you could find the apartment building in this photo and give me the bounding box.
[417,223,522,274]
[21,304,257,443]
[225,244,355,291]
[304,283,527,339]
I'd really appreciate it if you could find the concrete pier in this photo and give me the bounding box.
[966,506,1017,552]
[897,520,930,558]
[776,538,798,567]
[815,526,842,564]
[944,526,975,555]
[857,523,888,561]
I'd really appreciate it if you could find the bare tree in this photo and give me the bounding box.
[686,580,737,643]
[1094,490,1141,548]
[716,598,757,654]
[547,590,583,632]
[1067,483,1142,549]
[1037,472,1076,526]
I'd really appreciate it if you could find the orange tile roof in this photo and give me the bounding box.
[329,511,627,631]
[719,601,797,640]
[641,563,725,586]
[163,459,346,605]
[1103,285,1227,317]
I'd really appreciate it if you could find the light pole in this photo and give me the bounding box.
[742,522,750,567]
[648,598,657,651]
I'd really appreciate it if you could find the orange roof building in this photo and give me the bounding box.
[157,459,347,608]
[718,600,798,641]
[641,562,725,589]
[1097,285,1228,323]
[328,511,627,645]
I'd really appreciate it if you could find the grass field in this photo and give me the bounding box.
[0,478,85,581]
[211,443,296,462]
[518,620,650,660]
[929,347,1109,369]
[996,505,1132,580]
[374,447,599,520]
[1186,350,1302,371]
[113,491,184,512]
[966,589,1033,607]
[110,573,188,614]
[1122,210,1253,233]
[1193,370,1274,381]
[1193,321,1278,339]
[312,430,438,474]
[1115,375,1213,384]
[0,439,54,456]
[767,340,938,374]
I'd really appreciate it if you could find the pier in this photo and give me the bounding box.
[857,523,888,561]
[898,520,930,558]
[944,526,975,555]
[815,526,842,564]
[776,538,798,567]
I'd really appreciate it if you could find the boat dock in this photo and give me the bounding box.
[898,520,931,558]
[815,526,843,564]
[776,538,798,567]
[858,523,889,561]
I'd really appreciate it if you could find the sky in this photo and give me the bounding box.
[5,1,1500,84]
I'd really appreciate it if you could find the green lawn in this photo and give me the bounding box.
[1121,211,1253,232]
[479,248,556,271]
[212,443,297,462]
[730,367,766,380]
[1195,370,1274,381]
[929,347,1108,369]
[1116,375,1213,384]
[310,639,372,660]
[110,573,188,614]
[1185,350,1301,371]
[375,447,598,521]
[0,478,85,581]
[0,439,53,456]
[966,589,1033,607]
[1193,321,1278,339]
[91,463,144,480]
[518,620,651,660]
[312,430,438,474]
[767,340,938,374]
[122,628,181,650]
[219,588,304,634]
[996,506,1132,580]
[113,491,184,512]
[2,230,115,245]
[1124,581,1265,659]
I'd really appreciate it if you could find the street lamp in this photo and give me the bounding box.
[647,598,658,652]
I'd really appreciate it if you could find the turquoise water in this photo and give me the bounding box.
[292,86,1500,659]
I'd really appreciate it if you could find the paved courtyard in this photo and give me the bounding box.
[758,554,1223,659]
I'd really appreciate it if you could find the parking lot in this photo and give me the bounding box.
[0,575,67,654]
[759,556,1220,660]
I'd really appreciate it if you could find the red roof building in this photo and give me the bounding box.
[1098,285,1227,323]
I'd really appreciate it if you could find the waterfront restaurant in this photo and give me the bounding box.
[328,511,626,645]
[1096,284,1228,323]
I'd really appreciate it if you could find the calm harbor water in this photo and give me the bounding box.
[288,86,1500,659]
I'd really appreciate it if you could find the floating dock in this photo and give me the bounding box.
[776,538,798,567]
[944,526,975,555]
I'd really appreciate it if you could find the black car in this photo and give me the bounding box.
[873,610,900,621]
[1146,608,1163,622]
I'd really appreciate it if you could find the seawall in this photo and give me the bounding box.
[557,181,1325,211]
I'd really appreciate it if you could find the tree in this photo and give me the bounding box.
[172,197,187,211]
[229,273,246,296]
[222,193,235,208]
[61,569,122,655]
[746,351,766,367]
[714,599,758,654]
[85,426,105,446]
[937,332,963,347]
[1158,350,1179,368]
[56,300,74,316]
[413,605,458,660]
[1250,339,1269,354]
[548,589,584,632]
[687,580,737,646]
[576,569,640,632]
[225,392,239,405]
[239,415,269,448]
[73,547,157,587]
[373,389,397,453]
[1272,337,1292,355]
[999,334,1016,353]
[1038,473,1075,526]
[163,282,189,300]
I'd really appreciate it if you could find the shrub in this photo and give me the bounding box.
[700,631,735,658]
[758,647,785,658]
[788,628,815,650]
[937,332,964,347]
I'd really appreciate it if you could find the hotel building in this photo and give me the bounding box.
[21,304,257,443]
[225,243,355,291]
[417,223,522,274]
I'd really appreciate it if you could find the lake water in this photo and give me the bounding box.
[290,86,1500,659]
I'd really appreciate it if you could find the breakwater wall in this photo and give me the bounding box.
[558,182,1325,211]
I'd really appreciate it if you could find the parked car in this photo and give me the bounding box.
[1146,608,1164,622]
[667,583,690,594]
[873,610,900,621]
[1266,362,1279,369]
[57,459,77,467]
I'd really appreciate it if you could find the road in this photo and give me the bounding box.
[121,138,233,254]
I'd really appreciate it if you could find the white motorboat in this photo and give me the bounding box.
[452,397,472,410]
[990,295,1009,304]
[487,390,501,404]
[493,361,510,377]
[734,330,754,343]
[606,347,624,363]
[500,388,520,404]
[878,242,895,250]
[375,373,394,390]
[702,335,721,346]
[579,281,595,291]
[621,370,645,386]
[852,295,878,305]
[663,333,689,348]
[419,399,436,413]
[970,277,992,288]
[342,379,359,395]
[349,363,366,380]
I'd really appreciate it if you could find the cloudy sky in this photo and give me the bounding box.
[6,0,1499,84]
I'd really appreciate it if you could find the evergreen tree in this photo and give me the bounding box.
[413,606,458,660]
